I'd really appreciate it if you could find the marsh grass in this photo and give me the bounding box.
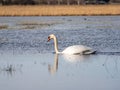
[0,25,8,29]
[16,21,61,29]
[18,22,54,26]
[0,5,120,16]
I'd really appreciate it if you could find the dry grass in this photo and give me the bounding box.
[0,25,8,29]
[0,5,120,16]
[16,21,58,29]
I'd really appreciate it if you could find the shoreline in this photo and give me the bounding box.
[0,5,120,16]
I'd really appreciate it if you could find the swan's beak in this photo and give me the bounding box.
[47,36,51,42]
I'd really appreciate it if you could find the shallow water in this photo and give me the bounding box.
[0,16,120,90]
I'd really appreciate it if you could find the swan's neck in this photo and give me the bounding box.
[53,36,60,54]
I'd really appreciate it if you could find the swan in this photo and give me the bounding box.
[47,34,95,55]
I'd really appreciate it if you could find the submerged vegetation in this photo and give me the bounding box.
[0,25,8,29]
[0,5,120,16]
[0,21,61,30]
[16,21,61,29]
[17,22,57,26]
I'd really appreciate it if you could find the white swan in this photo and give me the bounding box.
[47,34,95,55]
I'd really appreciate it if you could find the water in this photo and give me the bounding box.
[0,16,120,90]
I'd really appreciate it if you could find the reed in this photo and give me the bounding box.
[0,5,120,16]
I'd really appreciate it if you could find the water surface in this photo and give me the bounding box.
[0,16,120,90]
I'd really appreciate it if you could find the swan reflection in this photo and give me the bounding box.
[48,54,58,75]
[48,54,90,74]
[62,54,90,63]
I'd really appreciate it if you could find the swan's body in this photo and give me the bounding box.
[62,45,94,55]
[48,34,95,55]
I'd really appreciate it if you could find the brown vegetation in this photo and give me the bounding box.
[0,25,8,29]
[0,5,120,16]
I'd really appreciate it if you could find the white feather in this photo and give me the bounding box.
[62,45,93,55]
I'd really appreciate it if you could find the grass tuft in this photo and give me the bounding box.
[0,25,8,29]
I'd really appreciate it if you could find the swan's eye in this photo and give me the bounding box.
[47,36,51,42]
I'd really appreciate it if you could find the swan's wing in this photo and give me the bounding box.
[62,45,93,55]
[82,49,96,55]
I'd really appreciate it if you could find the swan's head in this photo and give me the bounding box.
[47,34,55,42]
